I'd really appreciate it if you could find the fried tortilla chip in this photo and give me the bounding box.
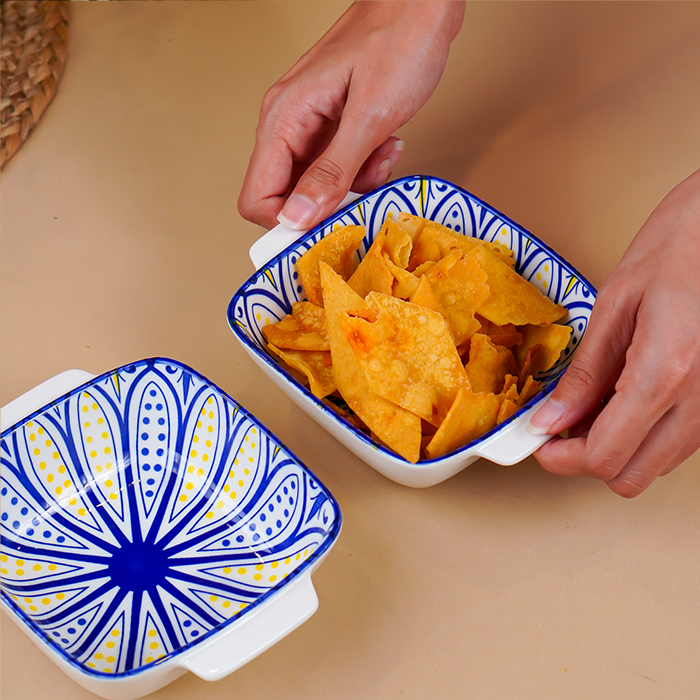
[382,219,414,269]
[471,246,568,326]
[517,343,541,391]
[408,221,515,271]
[347,236,394,298]
[383,254,421,299]
[412,260,437,277]
[501,374,519,396]
[515,323,572,375]
[396,212,428,240]
[421,250,490,345]
[409,275,447,317]
[475,317,523,348]
[516,375,542,407]
[267,345,336,399]
[320,263,421,462]
[341,292,468,426]
[496,398,519,425]
[262,301,330,351]
[465,333,519,394]
[297,224,365,305]
[425,387,501,459]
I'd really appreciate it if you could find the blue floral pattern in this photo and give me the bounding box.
[0,358,341,677]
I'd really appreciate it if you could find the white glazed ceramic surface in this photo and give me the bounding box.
[228,176,597,488]
[0,358,342,700]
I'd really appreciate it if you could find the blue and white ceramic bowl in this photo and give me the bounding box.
[0,358,341,700]
[228,175,597,488]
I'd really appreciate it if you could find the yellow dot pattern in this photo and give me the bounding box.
[10,587,79,617]
[174,394,220,515]
[0,555,69,583]
[78,393,122,514]
[196,591,249,620]
[139,623,167,667]
[211,550,314,589]
[24,421,96,526]
[198,427,259,528]
[87,620,124,674]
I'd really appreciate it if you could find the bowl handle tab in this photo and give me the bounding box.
[248,191,362,270]
[473,399,554,466]
[1,369,95,432]
[178,573,319,682]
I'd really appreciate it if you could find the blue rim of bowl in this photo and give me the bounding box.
[0,357,343,679]
[228,175,597,467]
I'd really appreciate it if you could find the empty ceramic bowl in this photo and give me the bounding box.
[0,358,342,699]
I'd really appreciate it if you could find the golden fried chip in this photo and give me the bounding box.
[408,221,515,271]
[517,343,541,391]
[320,263,421,462]
[515,323,572,375]
[501,374,519,396]
[475,317,523,348]
[381,219,414,269]
[496,398,519,425]
[396,212,428,240]
[341,292,468,426]
[425,387,501,459]
[292,301,326,334]
[297,224,365,305]
[262,301,330,351]
[321,397,369,432]
[465,333,519,394]
[267,345,336,399]
[347,237,394,298]
[471,246,568,326]
[409,275,446,317]
[422,250,490,345]
[516,375,542,407]
[412,260,437,277]
[382,253,421,299]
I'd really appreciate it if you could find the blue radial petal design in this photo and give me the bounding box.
[1,358,341,678]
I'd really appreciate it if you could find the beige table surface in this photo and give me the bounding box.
[2,2,700,699]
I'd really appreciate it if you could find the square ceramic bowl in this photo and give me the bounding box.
[0,358,341,700]
[228,175,597,488]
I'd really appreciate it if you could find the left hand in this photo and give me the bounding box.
[530,167,700,497]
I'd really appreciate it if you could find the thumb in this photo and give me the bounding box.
[527,292,634,435]
[277,109,398,231]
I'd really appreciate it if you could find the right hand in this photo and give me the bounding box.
[238,1,465,230]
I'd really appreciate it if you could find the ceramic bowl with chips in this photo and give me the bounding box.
[228,175,596,488]
[0,358,342,700]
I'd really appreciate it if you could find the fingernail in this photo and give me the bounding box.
[374,140,405,188]
[277,194,319,230]
[374,158,393,188]
[527,397,566,435]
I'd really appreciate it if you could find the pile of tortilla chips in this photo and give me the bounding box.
[262,213,572,463]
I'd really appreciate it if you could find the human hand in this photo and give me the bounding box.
[530,167,700,497]
[238,1,465,230]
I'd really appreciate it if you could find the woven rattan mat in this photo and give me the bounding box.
[1,1,69,167]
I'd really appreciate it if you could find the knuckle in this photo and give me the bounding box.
[667,355,693,388]
[260,83,285,114]
[586,444,624,482]
[306,158,347,193]
[562,356,598,393]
